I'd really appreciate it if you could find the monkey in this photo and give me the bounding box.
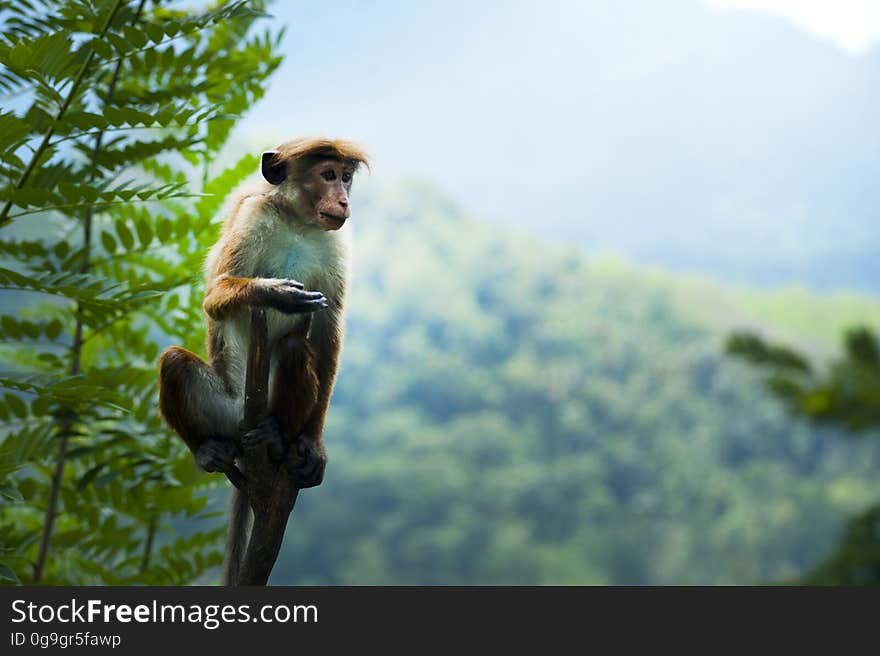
[157,138,368,582]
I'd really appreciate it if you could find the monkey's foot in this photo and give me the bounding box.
[195,437,239,474]
[289,438,326,489]
[242,416,284,461]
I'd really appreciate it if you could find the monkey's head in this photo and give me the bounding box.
[261,138,369,231]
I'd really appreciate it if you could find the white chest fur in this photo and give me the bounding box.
[261,219,347,341]
[263,226,335,285]
[215,217,349,395]
[260,219,348,302]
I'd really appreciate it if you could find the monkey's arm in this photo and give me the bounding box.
[204,275,328,320]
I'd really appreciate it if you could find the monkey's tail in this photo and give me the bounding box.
[222,487,251,585]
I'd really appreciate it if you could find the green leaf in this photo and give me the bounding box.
[122,26,148,49]
[54,241,70,259]
[95,470,121,487]
[144,23,165,44]
[90,38,114,60]
[0,111,31,145]
[21,320,40,338]
[45,319,63,340]
[156,217,172,242]
[5,393,27,418]
[3,31,77,80]
[136,218,153,246]
[115,219,135,250]
[0,565,20,583]
[0,484,24,502]
[78,463,108,490]
[101,231,117,254]
[1,316,22,338]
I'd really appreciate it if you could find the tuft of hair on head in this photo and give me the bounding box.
[273,137,370,176]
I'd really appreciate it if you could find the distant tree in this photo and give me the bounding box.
[0,0,282,584]
[727,326,880,584]
[799,505,880,585]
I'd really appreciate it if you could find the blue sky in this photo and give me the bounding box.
[707,0,880,53]
[229,1,880,289]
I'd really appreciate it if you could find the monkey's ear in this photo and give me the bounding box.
[261,151,286,185]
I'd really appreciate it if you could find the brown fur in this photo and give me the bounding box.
[158,137,367,463]
[203,276,262,321]
[158,346,223,454]
[273,137,370,176]
[158,137,367,587]
[270,333,320,441]
[300,300,343,441]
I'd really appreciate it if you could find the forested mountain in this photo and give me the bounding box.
[261,182,880,585]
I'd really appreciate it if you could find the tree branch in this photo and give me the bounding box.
[227,308,301,585]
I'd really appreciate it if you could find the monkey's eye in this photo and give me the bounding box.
[321,170,337,181]
[342,172,352,183]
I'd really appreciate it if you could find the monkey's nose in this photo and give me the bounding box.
[338,199,348,209]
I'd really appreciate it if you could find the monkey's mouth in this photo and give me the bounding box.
[319,212,347,228]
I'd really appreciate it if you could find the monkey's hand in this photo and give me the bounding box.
[255,278,328,314]
[287,436,326,489]
[195,437,240,474]
[242,416,284,461]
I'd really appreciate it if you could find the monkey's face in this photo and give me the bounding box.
[298,159,355,231]
[262,152,356,231]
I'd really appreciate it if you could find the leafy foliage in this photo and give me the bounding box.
[799,505,880,585]
[728,328,880,432]
[0,0,281,584]
[727,327,880,584]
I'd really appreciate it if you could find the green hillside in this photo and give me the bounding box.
[265,182,880,585]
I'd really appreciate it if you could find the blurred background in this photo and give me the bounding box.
[237,0,880,584]
[2,0,878,585]
[239,0,880,291]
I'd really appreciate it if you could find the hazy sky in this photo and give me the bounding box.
[230,1,879,288]
[235,0,878,216]
[707,0,880,53]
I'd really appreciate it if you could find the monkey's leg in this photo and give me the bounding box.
[243,333,324,487]
[158,346,241,475]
